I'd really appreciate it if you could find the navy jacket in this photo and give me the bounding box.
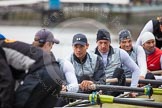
[0,40,63,108]
[0,47,14,108]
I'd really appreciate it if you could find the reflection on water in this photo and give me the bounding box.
[0,19,119,58]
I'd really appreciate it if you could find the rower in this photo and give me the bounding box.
[136,16,162,49]
[118,29,147,82]
[32,28,79,107]
[32,28,79,93]
[140,32,162,81]
[67,33,106,92]
[0,34,14,108]
[0,33,62,108]
[94,29,140,97]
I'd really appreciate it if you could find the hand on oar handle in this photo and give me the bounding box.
[129,92,138,98]
[61,85,67,91]
[119,92,138,98]
[79,80,94,91]
[138,76,145,87]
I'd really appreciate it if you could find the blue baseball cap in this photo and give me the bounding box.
[0,34,6,40]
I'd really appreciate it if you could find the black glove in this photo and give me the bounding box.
[112,68,126,86]
[145,73,155,80]
[108,68,125,97]
[145,73,159,88]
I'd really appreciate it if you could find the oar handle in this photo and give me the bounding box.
[94,84,144,93]
[151,70,162,75]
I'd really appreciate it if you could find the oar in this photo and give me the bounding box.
[63,100,91,107]
[64,94,154,107]
[91,84,162,95]
[60,92,162,107]
[139,79,162,85]
[63,100,90,107]
[116,92,130,98]
[106,78,162,85]
[151,70,162,75]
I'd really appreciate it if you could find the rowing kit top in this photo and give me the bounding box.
[57,57,79,92]
[147,47,162,71]
[94,46,140,87]
[122,46,147,78]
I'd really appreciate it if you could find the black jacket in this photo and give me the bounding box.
[0,47,14,108]
[152,19,162,49]
[0,40,63,108]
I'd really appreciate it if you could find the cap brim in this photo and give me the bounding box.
[53,38,60,44]
[119,37,131,41]
[0,34,6,40]
[73,41,86,46]
[97,38,110,42]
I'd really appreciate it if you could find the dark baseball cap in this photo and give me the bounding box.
[118,29,132,42]
[96,29,111,42]
[72,33,88,46]
[35,29,60,44]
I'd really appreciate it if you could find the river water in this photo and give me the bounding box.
[0,19,119,59]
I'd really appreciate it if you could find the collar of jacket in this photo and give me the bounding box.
[95,45,114,57]
[128,47,134,55]
[50,52,57,62]
[119,46,134,55]
[73,53,87,64]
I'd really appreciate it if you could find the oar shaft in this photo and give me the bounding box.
[95,85,144,93]
[60,92,162,107]
[60,91,88,100]
[114,98,162,107]
[139,79,162,85]
[93,84,162,95]
[106,78,162,85]
[151,70,162,75]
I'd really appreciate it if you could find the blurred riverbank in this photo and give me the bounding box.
[0,3,162,40]
[0,24,119,59]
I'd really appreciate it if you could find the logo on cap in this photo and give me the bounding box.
[76,38,81,41]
